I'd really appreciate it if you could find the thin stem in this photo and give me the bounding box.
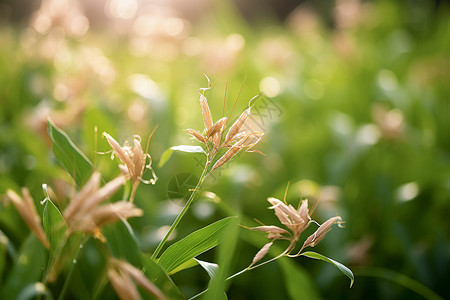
[226,241,295,281]
[129,181,139,203]
[58,236,89,300]
[151,162,209,260]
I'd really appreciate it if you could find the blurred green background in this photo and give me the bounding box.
[1,0,449,299]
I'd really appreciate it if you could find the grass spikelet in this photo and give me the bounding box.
[250,242,273,266]
[199,94,213,131]
[186,129,208,144]
[209,144,241,174]
[206,117,227,140]
[223,107,251,146]
[6,188,50,249]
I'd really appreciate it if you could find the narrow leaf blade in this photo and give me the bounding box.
[1,235,47,299]
[301,251,354,287]
[158,217,237,274]
[195,259,219,279]
[103,219,141,267]
[141,254,184,300]
[47,120,93,187]
[158,145,206,167]
[42,197,68,282]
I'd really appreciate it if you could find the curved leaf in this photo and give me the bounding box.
[103,219,141,267]
[1,235,47,299]
[141,254,184,300]
[169,258,199,275]
[16,282,53,300]
[159,145,206,167]
[47,120,93,187]
[158,217,237,274]
[300,251,354,287]
[195,259,219,279]
[42,195,68,282]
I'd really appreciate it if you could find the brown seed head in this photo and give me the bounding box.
[63,172,143,240]
[6,188,50,249]
[108,267,141,300]
[185,129,208,145]
[223,107,251,146]
[206,117,227,140]
[103,132,157,202]
[199,94,213,131]
[109,258,166,300]
[302,216,342,248]
[249,225,289,235]
[251,242,273,266]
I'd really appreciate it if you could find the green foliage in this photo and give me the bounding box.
[1,0,449,299]
[158,217,237,275]
[300,251,354,288]
[47,121,93,187]
[42,195,68,282]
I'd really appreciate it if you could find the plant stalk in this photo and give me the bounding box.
[151,162,209,260]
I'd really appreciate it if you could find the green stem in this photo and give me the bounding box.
[58,236,89,300]
[152,162,209,260]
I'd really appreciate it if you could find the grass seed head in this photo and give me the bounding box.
[223,107,251,146]
[302,216,342,248]
[186,128,208,145]
[109,258,166,300]
[103,132,157,202]
[199,94,213,131]
[251,242,274,266]
[107,267,141,300]
[6,188,50,249]
[63,172,143,240]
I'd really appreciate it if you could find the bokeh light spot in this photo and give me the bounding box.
[260,77,281,97]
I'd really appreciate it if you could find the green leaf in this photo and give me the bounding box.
[195,259,219,279]
[158,145,206,167]
[47,120,93,187]
[141,254,185,300]
[202,217,239,300]
[1,235,47,299]
[279,258,322,300]
[42,195,68,282]
[300,251,354,287]
[16,282,53,300]
[168,258,199,275]
[158,217,237,275]
[0,232,6,285]
[103,219,141,267]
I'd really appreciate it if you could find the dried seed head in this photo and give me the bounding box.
[109,258,166,300]
[117,259,166,300]
[185,129,208,145]
[199,94,213,131]
[267,197,296,231]
[223,107,251,146]
[251,242,273,266]
[90,201,143,229]
[104,133,133,173]
[302,216,342,248]
[6,188,49,249]
[208,142,241,174]
[63,173,142,240]
[206,117,227,140]
[108,267,141,300]
[103,132,157,202]
[249,225,289,235]
[298,200,310,222]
